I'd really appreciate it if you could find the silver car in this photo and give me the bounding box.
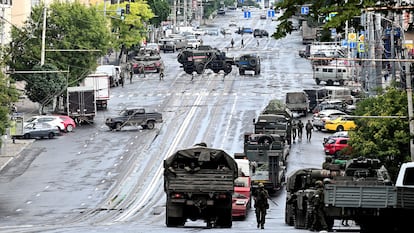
[312,109,347,131]
[20,122,61,139]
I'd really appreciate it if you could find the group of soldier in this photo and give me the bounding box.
[291,119,314,142]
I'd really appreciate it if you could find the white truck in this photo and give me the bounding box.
[82,73,110,110]
[95,65,121,87]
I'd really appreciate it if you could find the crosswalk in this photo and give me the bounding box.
[114,91,284,99]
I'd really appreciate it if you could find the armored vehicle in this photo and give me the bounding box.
[177,47,234,74]
[236,54,261,75]
[163,143,238,228]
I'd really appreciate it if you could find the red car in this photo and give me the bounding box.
[324,137,351,156]
[232,192,250,219]
[55,115,76,132]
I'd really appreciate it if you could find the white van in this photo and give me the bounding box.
[313,65,350,86]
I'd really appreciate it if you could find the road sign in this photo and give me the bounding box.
[243,11,251,19]
[348,33,357,42]
[301,6,309,15]
[341,39,348,47]
[349,41,357,49]
[268,10,275,18]
[357,42,365,52]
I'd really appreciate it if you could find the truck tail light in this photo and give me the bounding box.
[172,193,183,198]
[217,194,227,199]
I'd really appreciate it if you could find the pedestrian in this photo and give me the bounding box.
[291,120,298,141]
[310,181,328,232]
[322,156,333,170]
[241,38,244,48]
[297,119,304,140]
[306,120,313,141]
[257,39,259,47]
[231,38,234,48]
[127,63,133,84]
[159,61,165,81]
[253,183,269,229]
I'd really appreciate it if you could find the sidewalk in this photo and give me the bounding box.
[0,94,38,171]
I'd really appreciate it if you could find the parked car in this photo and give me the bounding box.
[323,131,349,145]
[217,8,225,15]
[206,28,219,36]
[253,29,269,37]
[324,137,351,156]
[229,20,237,27]
[185,38,201,48]
[232,192,249,219]
[141,42,160,54]
[236,27,253,34]
[260,14,267,19]
[312,109,347,131]
[220,27,232,35]
[18,122,62,139]
[312,99,345,114]
[24,115,65,132]
[55,115,76,132]
[324,116,356,132]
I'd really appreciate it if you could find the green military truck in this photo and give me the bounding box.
[163,144,238,228]
[285,157,414,232]
[254,99,293,145]
[177,46,234,75]
[243,133,289,194]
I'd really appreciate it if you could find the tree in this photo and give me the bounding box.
[350,87,410,180]
[0,72,19,147]
[24,64,67,114]
[147,0,170,27]
[273,0,375,40]
[7,2,111,89]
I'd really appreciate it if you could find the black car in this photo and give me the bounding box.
[217,9,225,15]
[253,29,269,38]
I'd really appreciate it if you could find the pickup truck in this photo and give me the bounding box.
[105,108,163,131]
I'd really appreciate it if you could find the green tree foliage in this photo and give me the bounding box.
[0,72,19,142]
[350,87,410,180]
[273,0,375,40]
[104,1,154,50]
[147,0,170,26]
[7,2,110,87]
[25,64,66,113]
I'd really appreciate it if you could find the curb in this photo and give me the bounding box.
[0,139,35,171]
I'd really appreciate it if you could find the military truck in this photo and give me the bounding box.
[163,143,238,228]
[243,133,289,194]
[236,54,261,75]
[105,107,163,131]
[254,99,293,145]
[285,91,310,116]
[285,157,414,232]
[176,47,234,74]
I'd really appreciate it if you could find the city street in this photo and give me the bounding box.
[0,7,358,233]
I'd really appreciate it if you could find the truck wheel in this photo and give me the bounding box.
[327,80,334,86]
[185,69,193,75]
[285,204,295,226]
[146,121,155,130]
[166,217,185,227]
[239,69,245,75]
[249,59,257,66]
[115,123,122,131]
[216,209,232,228]
[339,80,345,86]
[213,69,220,73]
[196,64,204,74]
[24,133,31,139]
[315,78,321,85]
[224,64,232,74]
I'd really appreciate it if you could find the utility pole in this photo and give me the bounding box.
[40,7,47,66]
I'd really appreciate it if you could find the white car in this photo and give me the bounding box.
[186,38,201,48]
[24,115,65,132]
[312,109,347,131]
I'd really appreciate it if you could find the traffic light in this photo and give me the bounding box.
[121,9,125,20]
[126,4,130,14]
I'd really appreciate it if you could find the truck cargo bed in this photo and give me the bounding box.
[166,169,234,193]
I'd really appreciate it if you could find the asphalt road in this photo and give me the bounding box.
[0,7,359,233]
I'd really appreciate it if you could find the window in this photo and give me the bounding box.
[403,167,414,185]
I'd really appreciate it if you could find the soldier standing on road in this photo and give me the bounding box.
[241,38,244,48]
[159,61,165,80]
[297,119,304,140]
[253,183,269,229]
[231,38,234,48]
[127,63,133,84]
[291,119,298,141]
[310,181,328,232]
[257,39,259,47]
[306,120,314,142]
